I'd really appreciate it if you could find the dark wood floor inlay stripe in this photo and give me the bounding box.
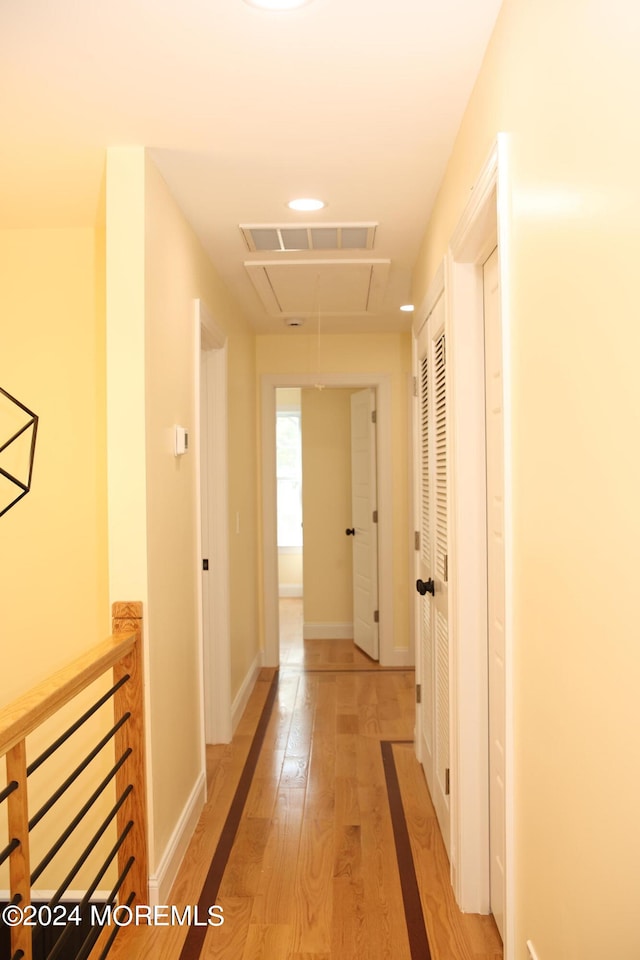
[177,672,279,960]
[381,740,433,960]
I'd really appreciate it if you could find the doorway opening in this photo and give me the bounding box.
[274,384,380,666]
[262,373,404,669]
[275,387,304,665]
[276,388,304,603]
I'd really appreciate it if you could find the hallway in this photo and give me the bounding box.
[109,602,502,959]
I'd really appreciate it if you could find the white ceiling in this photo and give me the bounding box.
[0,0,503,334]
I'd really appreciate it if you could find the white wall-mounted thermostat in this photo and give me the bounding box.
[174,425,189,456]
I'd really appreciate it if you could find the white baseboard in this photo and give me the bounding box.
[303,621,354,640]
[231,651,263,734]
[148,771,206,907]
[279,583,303,598]
[384,647,415,668]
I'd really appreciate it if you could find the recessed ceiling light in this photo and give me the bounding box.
[400,304,415,312]
[288,198,325,212]
[244,0,311,9]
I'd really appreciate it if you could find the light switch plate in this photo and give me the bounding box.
[174,425,188,456]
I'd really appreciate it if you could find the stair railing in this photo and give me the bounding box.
[0,602,148,960]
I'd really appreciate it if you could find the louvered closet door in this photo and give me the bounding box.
[417,312,435,801]
[416,292,450,856]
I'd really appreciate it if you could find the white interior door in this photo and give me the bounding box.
[197,302,232,745]
[350,388,379,660]
[484,246,505,939]
[416,293,451,854]
[200,350,215,746]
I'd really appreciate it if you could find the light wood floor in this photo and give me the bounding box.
[278,598,390,669]
[109,600,502,960]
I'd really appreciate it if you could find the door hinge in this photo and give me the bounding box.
[373,509,378,523]
[202,559,209,571]
[374,610,379,623]
[445,768,450,796]
[371,409,377,424]
[444,554,448,582]
[414,530,420,551]
[416,683,421,704]
[413,375,418,398]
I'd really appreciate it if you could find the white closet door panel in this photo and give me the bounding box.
[435,609,450,796]
[434,333,448,583]
[421,596,433,754]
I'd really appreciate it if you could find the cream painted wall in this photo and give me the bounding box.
[301,388,354,625]
[0,226,116,890]
[256,333,412,650]
[276,387,301,411]
[0,228,109,703]
[106,149,259,871]
[412,2,640,957]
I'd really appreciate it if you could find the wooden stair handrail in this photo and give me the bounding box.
[0,631,137,759]
[1,603,148,960]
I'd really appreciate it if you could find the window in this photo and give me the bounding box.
[276,411,303,547]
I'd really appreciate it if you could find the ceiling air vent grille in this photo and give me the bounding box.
[240,222,377,253]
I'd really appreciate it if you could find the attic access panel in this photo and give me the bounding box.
[244,259,390,317]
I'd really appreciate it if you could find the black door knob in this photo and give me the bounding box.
[345,528,355,536]
[416,578,435,596]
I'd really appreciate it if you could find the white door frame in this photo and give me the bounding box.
[445,137,514,955]
[194,300,232,747]
[261,372,406,668]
